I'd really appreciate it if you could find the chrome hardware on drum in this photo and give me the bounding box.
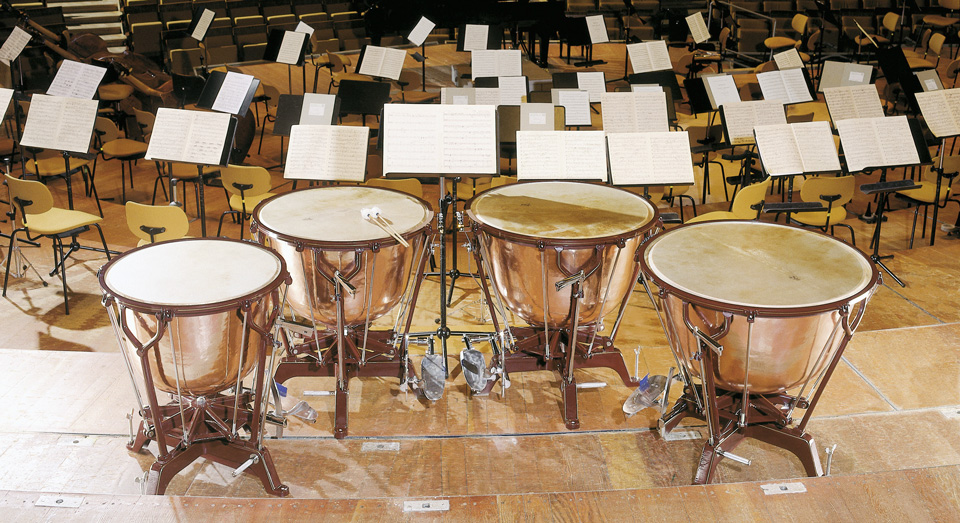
[99,238,290,497]
[466,181,660,429]
[252,186,433,438]
[639,221,879,484]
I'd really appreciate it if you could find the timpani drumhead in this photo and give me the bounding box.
[469,181,656,240]
[255,186,430,243]
[643,221,874,309]
[102,239,283,307]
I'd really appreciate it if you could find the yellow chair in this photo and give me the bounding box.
[895,157,960,248]
[685,179,771,223]
[256,83,282,155]
[93,117,150,203]
[125,201,190,247]
[216,165,275,239]
[3,174,111,314]
[323,52,368,94]
[24,149,100,217]
[392,70,440,104]
[763,14,808,54]
[791,176,857,245]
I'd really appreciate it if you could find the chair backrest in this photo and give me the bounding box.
[881,12,899,34]
[261,83,281,109]
[125,201,189,244]
[730,179,771,218]
[929,32,946,57]
[946,59,960,84]
[5,174,54,219]
[95,116,121,143]
[133,108,156,136]
[940,0,959,10]
[718,26,731,51]
[754,60,777,73]
[806,29,821,51]
[220,164,272,198]
[791,14,808,36]
[799,175,854,208]
[365,177,423,198]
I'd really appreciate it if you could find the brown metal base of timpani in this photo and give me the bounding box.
[466,181,660,430]
[99,238,291,496]
[252,186,433,439]
[640,221,879,484]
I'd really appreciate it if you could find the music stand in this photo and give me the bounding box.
[187,7,214,74]
[263,29,310,94]
[456,23,502,52]
[629,70,682,100]
[337,79,391,127]
[407,16,436,93]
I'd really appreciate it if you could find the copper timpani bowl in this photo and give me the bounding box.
[640,221,879,394]
[466,181,659,329]
[99,238,288,397]
[251,186,433,327]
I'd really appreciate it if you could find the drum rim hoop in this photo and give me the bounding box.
[251,186,434,249]
[638,221,881,316]
[99,237,290,316]
[465,181,661,246]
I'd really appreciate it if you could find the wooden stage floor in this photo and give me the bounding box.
[0,40,959,519]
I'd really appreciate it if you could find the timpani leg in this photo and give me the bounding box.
[143,443,204,495]
[560,377,580,430]
[693,432,745,485]
[334,380,349,439]
[128,419,152,453]
[746,424,824,478]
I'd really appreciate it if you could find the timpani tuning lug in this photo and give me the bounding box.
[824,444,837,476]
[232,454,260,477]
[716,449,751,466]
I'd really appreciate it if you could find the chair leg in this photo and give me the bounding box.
[2,228,22,297]
[93,223,111,261]
[909,205,920,249]
[121,161,127,203]
[52,236,69,315]
[217,211,239,237]
[833,223,856,247]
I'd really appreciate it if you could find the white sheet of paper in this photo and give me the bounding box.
[516,130,607,180]
[757,70,789,104]
[757,69,811,104]
[0,27,31,65]
[608,131,694,185]
[585,15,609,44]
[755,124,805,175]
[601,91,668,133]
[46,60,107,100]
[382,104,497,174]
[824,85,883,123]
[837,116,919,171]
[300,93,337,125]
[631,84,663,93]
[285,125,369,181]
[475,87,500,106]
[295,21,314,36]
[0,88,13,114]
[773,48,804,70]
[408,16,436,47]
[359,46,405,80]
[793,120,841,173]
[555,89,592,126]
[359,45,386,76]
[915,90,958,137]
[721,100,786,145]
[520,103,554,130]
[211,71,255,114]
[146,108,231,165]
[463,24,489,51]
[276,31,306,65]
[20,94,99,154]
[876,116,920,167]
[848,71,864,83]
[686,13,710,44]
[576,71,606,103]
[498,76,527,105]
[190,8,214,41]
[626,40,672,73]
[704,75,740,109]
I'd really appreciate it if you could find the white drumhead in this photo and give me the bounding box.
[644,221,874,308]
[256,186,429,242]
[103,239,282,307]
[470,182,655,239]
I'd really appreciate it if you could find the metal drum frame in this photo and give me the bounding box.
[252,187,434,439]
[466,182,661,430]
[99,238,291,497]
[639,222,880,484]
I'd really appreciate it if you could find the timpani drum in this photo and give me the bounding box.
[466,181,660,429]
[639,221,878,483]
[99,238,289,496]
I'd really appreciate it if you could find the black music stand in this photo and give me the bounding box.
[861,179,919,286]
[629,70,683,100]
[186,6,214,74]
[263,29,310,94]
[336,79,390,128]
[455,23,502,52]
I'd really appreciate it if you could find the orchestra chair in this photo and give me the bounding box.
[685,178,771,224]
[914,0,959,48]
[216,164,275,239]
[24,148,101,217]
[904,29,937,70]
[392,70,440,104]
[895,156,960,248]
[856,12,900,59]
[908,32,948,69]
[97,83,135,131]
[92,117,150,203]
[322,52,368,94]
[125,201,190,246]
[763,14,809,56]
[256,83,281,154]
[790,175,857,246]
[947,58,960,87]
[694,27,731,73]
[3,173,111,315]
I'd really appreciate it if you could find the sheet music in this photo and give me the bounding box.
[475,87,500,106]
[757,69,811,104]
[20,94,99,154]
[626,40,672,73]
[837,116,919,171]
[520,103,554,130]
[295,21,314,35]
[285,125,369,181]
[382,104,497,174]
[585,15,609,44]
[471,50,521,78]
[463,24,489,51]
[358,46,405,80]
[146,108,231,165]
[211,71,255,114]
[631,84,663,93]
[823,85,883,123]
[46,60,107,100]
[793,121,841,173]
[755,124,804,175]
[555,89,591,126]
[704,75,740,109]
[498,76,527,105]
[190,8,214,41]
[276,31,307,65]
[915,90,958,137]
[686,13,710,44]
[408,16,435,47]
[576,71,606,103]
[721,100,786,145]
[773,48,804,70]
[600,91,668,133]
[608,131,694,185]
[0,26,31,65]
[299,93,337,125]
[516,130,607,180]
[0,88,13,114]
